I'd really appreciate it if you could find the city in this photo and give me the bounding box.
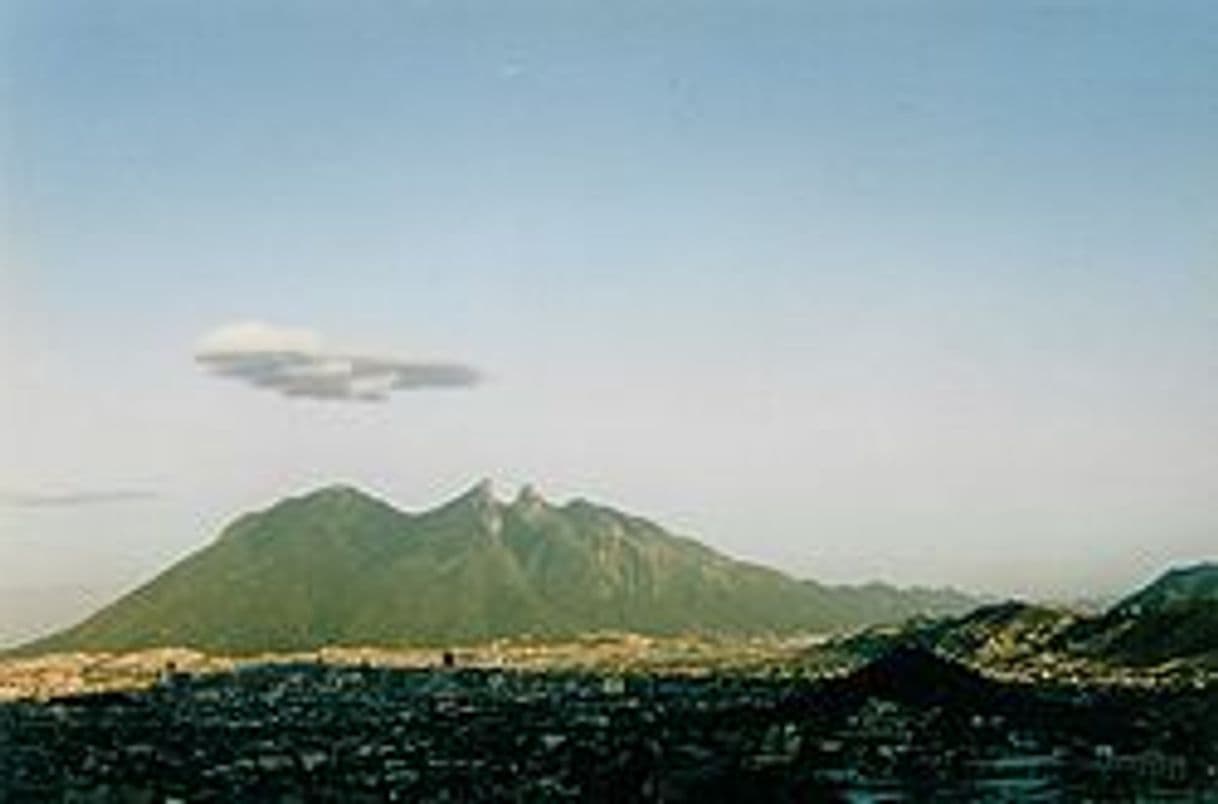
[2,640,1215,800]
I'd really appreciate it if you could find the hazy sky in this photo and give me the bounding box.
[1,1,1215,614]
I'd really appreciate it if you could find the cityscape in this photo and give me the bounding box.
[2,640,1216,801]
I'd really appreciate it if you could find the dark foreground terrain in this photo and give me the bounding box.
[2,648,1216,802]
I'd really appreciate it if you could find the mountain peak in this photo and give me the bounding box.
[305,483,372,501]
[512,483,547,515]
[430,478,506,539]
[434,478,498,510]
[1162,561,1218,580]
[287,484,399,514]
[20,482,984,656]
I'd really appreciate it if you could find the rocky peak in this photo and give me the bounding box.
[513,484,547,516]
[443,478,497,509]
[435,478,503,538]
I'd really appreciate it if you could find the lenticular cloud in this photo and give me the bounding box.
[194,322,480,402]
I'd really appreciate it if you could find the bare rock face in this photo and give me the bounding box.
[513,484,547,518]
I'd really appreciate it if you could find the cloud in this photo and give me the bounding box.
[194,322,481,401]
[0,490,160,509]
[196,321,321,354]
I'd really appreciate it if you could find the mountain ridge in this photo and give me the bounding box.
[813,564,1218,672]
[1060,562,1218,666]
[15,481,980,656]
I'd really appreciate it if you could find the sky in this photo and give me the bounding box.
[1,1,1215,639]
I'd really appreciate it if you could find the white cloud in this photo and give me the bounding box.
[194,322,481,402]
[195,321,322,356]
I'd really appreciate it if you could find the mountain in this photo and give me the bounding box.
[811,600,1078,672]
[813,564,1218,672]
[922,601,1077,665]
[1111,562,1218,614]
[1059,563,1218,666]
[17,482,981,656]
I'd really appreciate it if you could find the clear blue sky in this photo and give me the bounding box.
[1,1,1214,623]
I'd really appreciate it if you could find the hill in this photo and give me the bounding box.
[834,644,996,709]
[17,482,980,655]
[1059,563,1218,666]
[811,564,1218,673]
[809,600,1077,671]
[1111,562,1218,614]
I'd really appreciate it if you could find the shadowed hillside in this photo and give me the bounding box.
[809,563,1218,673]
[1059,563,1218,666]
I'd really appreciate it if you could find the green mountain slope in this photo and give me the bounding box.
[19,482,980,655]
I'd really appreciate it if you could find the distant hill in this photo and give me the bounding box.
[1111,562,1218,615]
[927,601,1077,664]
[812,600,1077,671]
[814,563,1218,671]
[17,482,980,656]
[1059,563,1218,666]
[1072,604,1218,667]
